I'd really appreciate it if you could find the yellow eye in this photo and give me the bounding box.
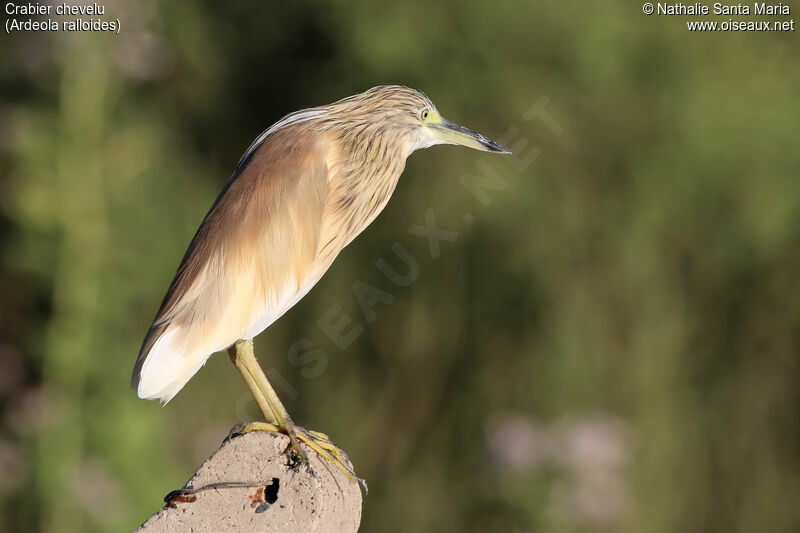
[420,109,430,121]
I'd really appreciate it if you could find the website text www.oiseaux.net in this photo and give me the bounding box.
[687,19,795,31]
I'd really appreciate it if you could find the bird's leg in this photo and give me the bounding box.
[227,339,359,483]
[227,342,279,427]
[228,339,307,463]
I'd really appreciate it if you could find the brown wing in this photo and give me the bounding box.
[132,125,332,401]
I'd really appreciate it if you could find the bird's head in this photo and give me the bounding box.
[326,85,511,156]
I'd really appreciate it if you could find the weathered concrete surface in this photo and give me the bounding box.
[136,429,362,532]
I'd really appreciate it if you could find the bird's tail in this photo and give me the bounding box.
[133,324,213,404]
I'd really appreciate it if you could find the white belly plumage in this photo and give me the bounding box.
[241,274,321,339]
[137,271,324,404]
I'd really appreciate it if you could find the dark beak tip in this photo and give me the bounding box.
[489,141,512,154]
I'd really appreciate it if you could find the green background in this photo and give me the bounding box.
[2,1,799,531]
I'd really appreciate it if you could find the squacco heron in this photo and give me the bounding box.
[132,85,509,482]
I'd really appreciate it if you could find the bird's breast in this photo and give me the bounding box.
[323,155,406,252]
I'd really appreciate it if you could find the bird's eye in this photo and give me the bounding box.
[420,109,430,121]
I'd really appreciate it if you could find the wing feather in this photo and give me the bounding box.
[132,125,332,402]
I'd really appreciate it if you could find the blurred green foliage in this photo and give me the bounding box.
[2,1,799,531]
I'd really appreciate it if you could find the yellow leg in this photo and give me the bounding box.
[227,342,278,426]
[227,339,359,483]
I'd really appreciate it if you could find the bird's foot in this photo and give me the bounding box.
[229,421,365,490]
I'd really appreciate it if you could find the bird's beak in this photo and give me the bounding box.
[429,117,511,154]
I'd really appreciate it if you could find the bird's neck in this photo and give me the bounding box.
[324,127,409,249]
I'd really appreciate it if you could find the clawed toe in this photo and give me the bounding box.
[225,422,361,487]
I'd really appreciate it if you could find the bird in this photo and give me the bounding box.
[132,85,510,481]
